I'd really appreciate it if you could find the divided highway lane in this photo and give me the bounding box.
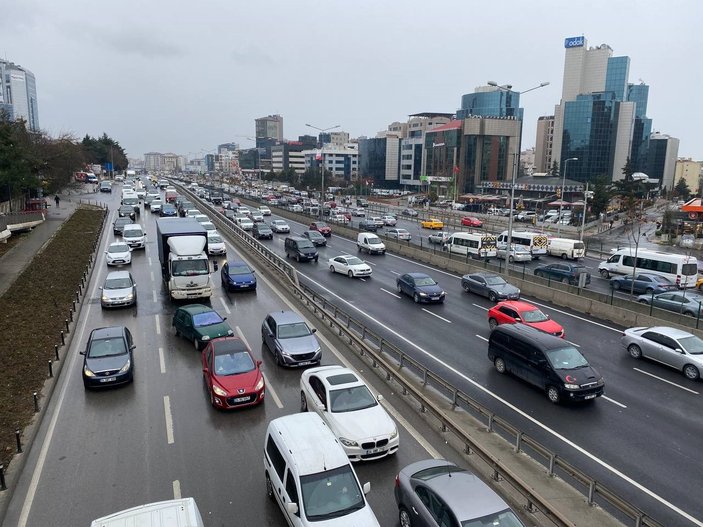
[2,192,475,527]
[260,211,703,527]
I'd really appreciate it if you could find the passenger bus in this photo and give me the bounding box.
[445,232,497,259]
[598,248,698,288]
[496,230,549,259]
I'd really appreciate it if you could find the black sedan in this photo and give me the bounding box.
[80,326,135,389]
[112,217,131,235]
[117,205,136,221]
[358,219,378,232]
[610,273,677,295]
[461,272,520,302]
[301,230,327,246]
[396,272,446,304]
[534,262,591,286]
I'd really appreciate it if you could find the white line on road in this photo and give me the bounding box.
[359,277,367,282]
[293,272,703,527]
[150,271,154,282]
[566,340,581,348]
[172,480,181,499]
[148,257,152,266]
[421,308,452,323]
[219,296,231,314]
[634,368,700,394]
[163,395,175,444]
[159,347,166,374]
[472,304,489,311]
[389,270,400,275]
[155,314,161,335]
[152,290,157,303]
[476,335,488,342]
[235,326,283,408]
[602,396,627,408]
[380,288,401,298]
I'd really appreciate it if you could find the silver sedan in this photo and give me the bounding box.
[622,326,703,380]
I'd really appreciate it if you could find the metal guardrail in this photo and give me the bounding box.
[179,184,666,527]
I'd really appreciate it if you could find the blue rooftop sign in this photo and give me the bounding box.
[564,36,585,48]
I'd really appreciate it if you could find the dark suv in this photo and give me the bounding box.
[252,222,273,240]
[284,236,318,262]
[80,326,135,389]
[358,219,378,232]
[534,262,591,286]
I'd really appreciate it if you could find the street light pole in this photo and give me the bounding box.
[306,123,340,218]
[558,157,578,237]
[580,182,590,241]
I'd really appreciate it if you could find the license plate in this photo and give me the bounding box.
[365,448,384,455]
[238,284,249,288]
[233,396,250,403]
[584,394,596,400]
[100,377,116,383]
[297,361,313,366]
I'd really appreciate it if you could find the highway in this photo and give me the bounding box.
[3,185,702,527]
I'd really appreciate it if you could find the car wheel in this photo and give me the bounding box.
[547,386,561,404]
[462,282,470,292]
[600,269,610,279]
[683,364,700,380]
[329,265,336,273]
[399,506,413,527]
[265,473,274,499]
[314,257,319,263]
[488,291,497,302]
[275,350,283,367]
[684,311,695,317]
[413,293,420,303]
[174,326,180,337]
[561,278,570,284]
[561,253,568,260]
[627,344,642,359]
[535,271,544,278]
[509,255,514,263]
[494,357,506,374]
[300,392,308,412]
[348,271,353,278]
[397,283,402,294]
[489,318,498,330]
[644,287,654,294]
[638,299,649,304]
[194,339,200,351]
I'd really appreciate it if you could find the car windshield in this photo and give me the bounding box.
[545,346,589,370]
[677,335,703,355]
[277,322,310,339]
[369,238,382,244]
[209,235,223,243]
[171,259,209,276]
[192,311,224,327]
[521,308,548,323]
[104,277,132,289]
[108,244,129,253]
[301,464,365,521]
[228,264,251,275]
[414,277,436,286]
[308,231,323,238]
[88,337,127,358]
[345,257,364,266]
[485,276,507,286]
[298,241,314,249]
[329,385,377,413]
[124,228,143,237]
[214,351,254,376]
[398,229,409,234]
[461,508,525,527]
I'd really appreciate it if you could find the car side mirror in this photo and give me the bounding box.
[363,482,371,495]
[256,360,262,367]
[514,316,522,322]
[130,345,136,350]
[99,287,103,290]
[285,502,299,515]
[202,367,208,373]
[79,351,85,355]
[222,316,227,321]
[311,328,317,334]
[376,394,384,402]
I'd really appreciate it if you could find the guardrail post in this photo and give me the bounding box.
[463,443,473,455]
[422,369,428,386]
[524,500,537,514]
[55,344,59,361]
[515,431,523,453]
[487,413,494,432]
[15,429,22,453]
[587,480,595,505]
[492,466,502,482]
[548,454,556,476]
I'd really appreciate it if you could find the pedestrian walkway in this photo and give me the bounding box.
[0,192,79,297]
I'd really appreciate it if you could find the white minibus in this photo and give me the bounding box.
[445,232,497,258]
[598,248,698,288]
[496,231,549,259]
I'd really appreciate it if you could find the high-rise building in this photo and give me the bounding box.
[271,141,308,175]
[218,142,239,154]
[0,59,39,131]
[534,116,555,172]
[551,36,655,184]
[674,159,702,194]
[255,114,283,141]
[144,152,164,172]
[398,113,452,189]
[647,133,679,190]
[358,134,401,188]
[303,145,359,181]
[456,85,523,120]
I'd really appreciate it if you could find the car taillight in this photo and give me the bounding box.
[394,475,400,488]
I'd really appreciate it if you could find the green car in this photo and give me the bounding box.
[172,304,234,350]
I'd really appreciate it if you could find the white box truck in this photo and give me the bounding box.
[90,497,205,527]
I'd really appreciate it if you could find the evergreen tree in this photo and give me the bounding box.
[590,175,611,217]
[549,160,560,176]
[674,177,691,200]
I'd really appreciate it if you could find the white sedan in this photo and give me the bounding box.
[105,242,132,266]
[387,228,411,241]
[269,219,290,233]
[300,365,399,462]
[328,255,372,278]
[381,215,397,226]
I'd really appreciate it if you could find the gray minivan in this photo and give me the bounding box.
[284,236,318,262]
[488,324,604,404]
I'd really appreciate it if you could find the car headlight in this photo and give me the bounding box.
[339,437,359,447]
[418,292,428,296]
[254,377,265,391]
[564,383,579,390]
[212,385,227,397]
[83,366,95,377]
[390,428,398,439]
[201,335,211,341]
[119,359,131,373]
[101,295,109,302]
[227,329,234,335]
[126,293,134,300]
[441,291,446,296]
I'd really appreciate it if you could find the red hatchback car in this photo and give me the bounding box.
[309,221,332,237]
[202,337,265,409]
[487,300,565,338]
[461,216,483,227]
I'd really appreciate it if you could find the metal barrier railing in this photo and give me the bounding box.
[178,184,666,527]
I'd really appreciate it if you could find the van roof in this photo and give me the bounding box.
[491,323,568,350]
[268,413,348,474]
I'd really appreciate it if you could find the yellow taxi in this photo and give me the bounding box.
[421,218,444,229]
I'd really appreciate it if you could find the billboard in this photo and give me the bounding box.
[564,36,585,48]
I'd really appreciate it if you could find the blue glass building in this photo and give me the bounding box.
[457,89,523,120]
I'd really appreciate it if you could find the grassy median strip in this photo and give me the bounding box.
[0,207,105,468]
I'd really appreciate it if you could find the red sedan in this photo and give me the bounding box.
[201,337,265,409]
[309,221,332,237]
[487,300,565,338]
[461,216,483,227]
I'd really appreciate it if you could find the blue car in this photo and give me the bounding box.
[160,204,178,217]
[221,260,257,291]
[396,272,446,304]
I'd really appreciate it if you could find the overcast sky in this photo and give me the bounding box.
[3,0,702,161]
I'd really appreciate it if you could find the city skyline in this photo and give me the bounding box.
[2,0,702,161]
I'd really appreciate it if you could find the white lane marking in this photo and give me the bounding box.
[152,290,157,303]
[164,395,175,444]
[379,398,442,460]
[422,308,452,323]
[219,296,231,315]
[235,326,283,409]
[172,480,181,499]
[381,288,401,298]
[294,270,703,527]
[473,303,489,311]
[359,277,367,282]
[634,368,700,394]
[602,396,627,408]
[476,335,488,342]
[365,260,377,266]
[148,257,152,266]
[566,340,581,348]
[150,271,154,282]
[159,347,166,374]
[389,270,400,275]
[155,314,161,335]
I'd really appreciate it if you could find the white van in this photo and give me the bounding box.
[547,237,585,260]
[122,224,146,250]
[445,232,497,258]
[90,497,204,527]
[264,413,379,526]
[496,230,548,259]
[357,233,386,255]
[598,248,698,287]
